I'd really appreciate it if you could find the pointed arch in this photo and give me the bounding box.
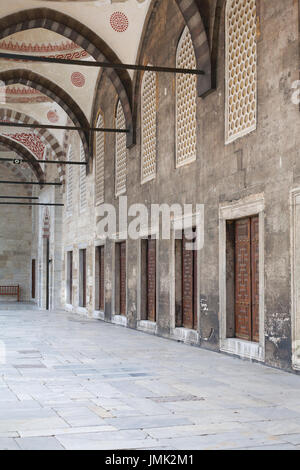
[176,26,197,168]
[0,134,45,183]
[95,110,105,205]
[133,0,213,133]
[0,161,33,195]
[225,0,257,143]
[0,108,65,160]
[0,69,90,162]
[141,66,157,183]
[115,99,127,197]
[0,108,66,182]
[0,7,133,147]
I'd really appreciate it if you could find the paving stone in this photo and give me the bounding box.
[16,437,64,450]
[0,305,300,450]
[0,438,20,450]
[105,415,193,430]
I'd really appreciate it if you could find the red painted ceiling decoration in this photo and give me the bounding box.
[71,72,86,88]
[0,39,81,53]
[47,110,59,123]
[0,40,89,62]
[2,86,51,104]
[2,133,46,160]
[110,12,129,33]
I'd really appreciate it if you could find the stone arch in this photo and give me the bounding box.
[0,69,90,162]
[0,108,65,161]
[0,161,32,196]
[0,134,45,183]
[0,7,133,147]
[0,108,66,182]
[132,0,213,133]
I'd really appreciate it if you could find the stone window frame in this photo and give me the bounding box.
[115,100,127,198]
[219,193,265,361]
[175,25,197,169]
[66,145,73,218]
[79,141,87,213]
[94,111,105,207]
[141,66,158,185]
[137,225,159,335]
[170,211,202,345]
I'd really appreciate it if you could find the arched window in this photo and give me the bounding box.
[79,141,87,211]
[66,145,73,214]
[176,26,197,168]
[141,69,157,183]
[95,112,105,205]
[115,100,127,197]
[225,0,257,143]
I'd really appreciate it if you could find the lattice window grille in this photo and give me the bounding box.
[95,113,105,205]
[225,0,257,144]
[79,142,87,211]
[176,26,197,168]
[115,100,127,197]
[141,69,157,183]
[66,145,73,214]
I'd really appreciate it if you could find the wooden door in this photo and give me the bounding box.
[147,239,156,322]
[67,251,73,305]
[99,246,105,311]
[119,242,126,316]
[235,216,259,342]
[31,259,36,299]
[80,249,86,308]
[251,215,260,342]
[182,233,197,330]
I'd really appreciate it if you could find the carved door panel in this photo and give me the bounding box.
[147,239,156,322]
[235,216,259,342]
[120,242,126,316]
[235,218,252,341]
[251,215,259,342]
[99,246,105,311]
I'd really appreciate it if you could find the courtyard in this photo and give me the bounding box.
[0,303,299,450]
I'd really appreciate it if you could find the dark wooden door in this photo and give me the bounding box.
[182,233,197,330]
[46,238,50,310]
[147,239,156,322]
[68,251,73,305]
[235,216,259,342]
[251,215,259,342]
[99,246,105,311]
[31,259,36,299]
[120,242,126,316]
[82,249,86,308]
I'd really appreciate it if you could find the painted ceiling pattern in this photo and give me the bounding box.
[0,0,151,170]
[2,131,45,160]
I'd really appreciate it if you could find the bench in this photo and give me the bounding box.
[0,285,20,302]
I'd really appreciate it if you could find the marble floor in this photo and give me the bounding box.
[0,303,300,450]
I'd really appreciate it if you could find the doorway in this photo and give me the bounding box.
[175,230,198,330]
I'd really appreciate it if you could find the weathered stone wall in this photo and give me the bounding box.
[57,0,300,372]
[0,165,33,301]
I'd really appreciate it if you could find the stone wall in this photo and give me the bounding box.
[0,165,33,301]
[53,0,300,372]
